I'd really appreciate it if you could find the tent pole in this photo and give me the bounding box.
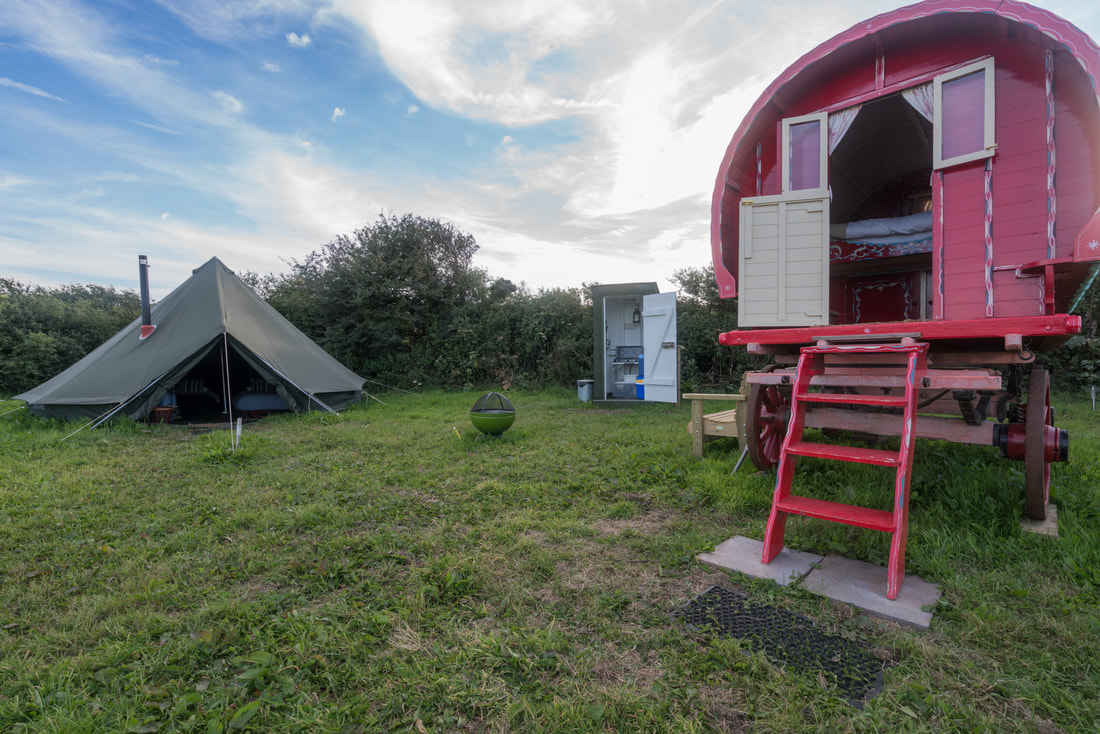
[223,333,236,429]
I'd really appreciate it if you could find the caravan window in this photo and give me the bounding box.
[933,58,995,169]
[782,112,828,195]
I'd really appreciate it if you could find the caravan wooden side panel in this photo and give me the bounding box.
[989,42,1048,317]
[941,164,987,320]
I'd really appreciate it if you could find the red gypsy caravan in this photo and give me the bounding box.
[710,0,1100,598]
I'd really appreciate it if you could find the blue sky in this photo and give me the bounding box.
[3,0,1099,298]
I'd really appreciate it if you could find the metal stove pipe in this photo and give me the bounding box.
[139,255,156,340]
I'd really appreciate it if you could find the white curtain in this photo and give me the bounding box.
[828,105,861,154]
[902,82,934,122]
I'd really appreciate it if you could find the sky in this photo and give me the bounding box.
[2,0,1099,299]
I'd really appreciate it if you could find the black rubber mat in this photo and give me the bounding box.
[678,586,887,706]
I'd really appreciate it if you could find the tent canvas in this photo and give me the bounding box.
[15,257,365,421]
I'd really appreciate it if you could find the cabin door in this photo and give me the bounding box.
[641,292,678,403]
[738,112,830,327]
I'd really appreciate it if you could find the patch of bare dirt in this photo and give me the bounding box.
[698,688,753,733]
[590,509,673,537]
[592,645,665,689]
[1004,698,1064,734]
[240,575,281,599]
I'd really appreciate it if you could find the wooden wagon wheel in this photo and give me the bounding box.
[745,364,791,471]
[1025,366,1053,520]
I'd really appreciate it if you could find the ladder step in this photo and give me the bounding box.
[775,496,896,532]
[795,392,908,408]
[786,441,901,467]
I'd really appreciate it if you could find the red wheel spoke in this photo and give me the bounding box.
[746,365,791,470]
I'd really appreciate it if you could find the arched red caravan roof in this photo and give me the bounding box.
[710,0,1100,298]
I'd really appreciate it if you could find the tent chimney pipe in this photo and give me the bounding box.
[138,255,156,340]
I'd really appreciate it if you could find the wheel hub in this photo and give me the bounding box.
[995,422,1068,463]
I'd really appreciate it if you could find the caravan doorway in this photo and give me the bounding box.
[828,92,934,325]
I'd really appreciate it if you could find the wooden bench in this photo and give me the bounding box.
[683,392,747,458]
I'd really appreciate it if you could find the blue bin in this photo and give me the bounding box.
[636,353,645,399]
[576,379,594,402]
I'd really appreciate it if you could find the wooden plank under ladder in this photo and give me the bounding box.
[760,339,929,600]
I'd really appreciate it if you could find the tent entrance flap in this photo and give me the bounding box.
[154,336,307,420]
[95,336,336,425]
[121,337,301,422]
[90,340,222,427]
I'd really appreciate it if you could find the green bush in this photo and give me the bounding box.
[0,279,140,396]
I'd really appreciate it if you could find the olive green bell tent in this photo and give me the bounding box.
[16,257,365,422]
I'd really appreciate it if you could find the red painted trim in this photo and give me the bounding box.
[1046,48,1057,260]
[139,324,157,340]
[819,56,986,116]
[984,159,994,317]
[1006,256,1076,272]
[934,171,944,320]
[718,314,1081,346]
[710,0,1100,299]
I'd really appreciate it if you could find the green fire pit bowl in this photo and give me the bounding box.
[469,392,516,435]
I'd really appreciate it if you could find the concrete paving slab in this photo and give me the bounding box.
[1020,504,1058,537]
[697,536,822,586]
[802,555,940,629]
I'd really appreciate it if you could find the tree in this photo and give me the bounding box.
[1043,268,1100,390]
[418,285,592,389]
[670,265,764,390]
[0,279,140,396]
[263,213,489,384]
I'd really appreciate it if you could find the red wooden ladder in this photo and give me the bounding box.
[760,340,929,600]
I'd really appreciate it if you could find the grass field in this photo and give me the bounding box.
[1,389,1097,733]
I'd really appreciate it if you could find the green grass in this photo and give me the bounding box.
[0,389,1097,733]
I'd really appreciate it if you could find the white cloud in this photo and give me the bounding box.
[331,106,345,121]
[0,2,259,132]
[331,0,605,126]
[406,104,418,115]
[146,0,319,44]
[213,91,245,114]
[225,149,387,243]
[143,54,179,67]
[91,171,142,183]
[0,175,32,191]
[260,61,282,72]
[161,212,171,220]
[0,77,66,102]
[285,31,312,48]
[323,0,892,247]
